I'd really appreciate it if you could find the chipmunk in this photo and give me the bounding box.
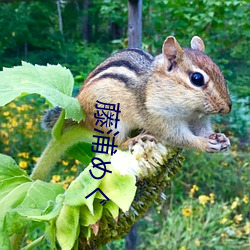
[44,36,232,153]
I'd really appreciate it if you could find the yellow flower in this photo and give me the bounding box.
[244,221,250,234]
[19,161,28,169]
[18,152,30,159]
[62,160,69,166]
[3,111,9,116]
[182,207,192,217]
[220,217,228,224]
[234,214,243,224]
[51,175,61,183]
[221,162,228,167]
[231,198,240,209]
[66,176,75,182]
[236,229,242,237]
[11,119,18,127]
[75,159,81,165]
[70,165,77,172]
[198,195,210,206]
[63,182,69,189]
[243,195,248,204]
[221,232,227,238]
[209,193,215,204]
[26,121,33,129]
[189,184,199,197]
[232,150,237,156]
[179,247,186,250]
[194,238,201,247]
[32,157,39,163]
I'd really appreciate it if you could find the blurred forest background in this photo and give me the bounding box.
[0,0,249,249]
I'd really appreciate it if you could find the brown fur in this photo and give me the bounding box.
[77,36,231,152]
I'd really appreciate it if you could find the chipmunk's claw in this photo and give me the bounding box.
[207,133,230,152]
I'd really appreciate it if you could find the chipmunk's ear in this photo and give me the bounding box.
[162,36,184,63]
[191,36,205,52]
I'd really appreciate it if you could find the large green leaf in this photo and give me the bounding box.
[56,205,80,250]
[0,154,65,248]
[0,154,30,181]
[66,142,95,166]
[0,62,84,121]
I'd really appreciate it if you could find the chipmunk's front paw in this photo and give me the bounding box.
[206,133,230,152]
[129,134,156,152]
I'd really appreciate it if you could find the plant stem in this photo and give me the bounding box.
[30,125,94,181]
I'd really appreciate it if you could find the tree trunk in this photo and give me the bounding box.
[82,0,89,41]
[128,0,142,48]
[125,223,137,250]
[56,0,63,36]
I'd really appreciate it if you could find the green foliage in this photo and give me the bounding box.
[0,62,84,121]
[138,197,249,249]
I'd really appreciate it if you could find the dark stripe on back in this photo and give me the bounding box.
[124,48,154,62]
[96,73,130,85]
[91,60,140,79]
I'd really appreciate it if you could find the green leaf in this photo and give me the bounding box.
[56,205,80,250]
[0,154,30,181]
[79,200,103,227]
[20,181,64,213]
[0,176,31,201]
[99,167,136,212]
[0,62,84,121]
[104,200,119,219]
[66,142,95,166]
[63,164,102,213]
[21,235,45,250]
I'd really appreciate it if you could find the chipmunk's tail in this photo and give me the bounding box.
[41,106,62,130]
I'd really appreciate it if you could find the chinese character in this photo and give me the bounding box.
[94,100,120,129]
[92,129,119,155]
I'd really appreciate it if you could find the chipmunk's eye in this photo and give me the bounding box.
[190,72,204,87]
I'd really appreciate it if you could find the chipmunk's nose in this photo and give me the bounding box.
[219,101,232,114]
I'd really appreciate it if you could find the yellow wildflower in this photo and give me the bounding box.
[26,121,33,129]
[18,152,30,159]
[232,150,237,156]
[244,221,250,234]
[182,207,192,217]
[198,195,210,206]
[243,195,248,204]
[62,160,69,166]
[231,197,240,209]
[221,162,228,167]
[179,247,186,250]
[189,184,199,198]
[51,175,61,183]
[19,161,28,169]
[220,217,228,224]
[66,176,75,182]
[75,159,81,165]
[63,182,69,189]
[236,229,242,237]
[9,102,16,108]
[11,119,18,127]
[32,157,39,162]
[234,214,243,224]
[194,238,201,247]
[221,232,227,238]
[71,165,77,172]
[3,111,9,116]
[209,193,215,204]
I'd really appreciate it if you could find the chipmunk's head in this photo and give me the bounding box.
[158,36,232,115]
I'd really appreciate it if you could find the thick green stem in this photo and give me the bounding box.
[30,125,95,181]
